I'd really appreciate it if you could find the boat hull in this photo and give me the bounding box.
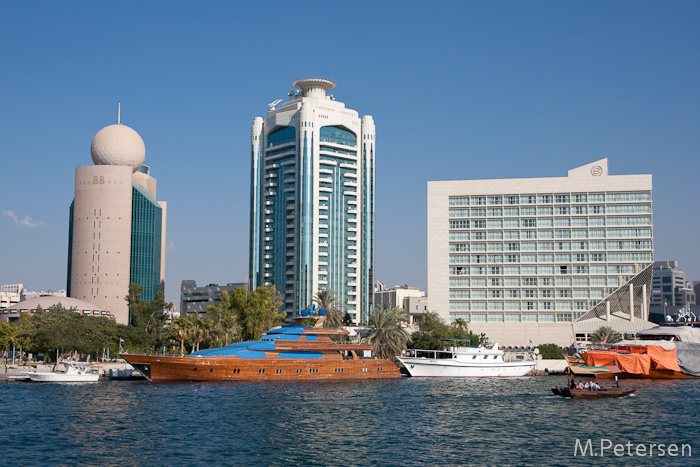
[26,372,99,383]
[121,354,402,382]
[397,357,535,377]
[552,385,636,398]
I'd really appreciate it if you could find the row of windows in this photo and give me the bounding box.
[449,205,649,217]
[449,264,637,276]
[450,276,619,287]
[448,192,650,206]
[448,253,651,264]
[449,289,608,299]
[449,240,651,252]
[448,229,652,239]
[449,311,588,323]
[449,218,650,229]
[448,301,591,311]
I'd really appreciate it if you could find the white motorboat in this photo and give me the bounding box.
[26,361,100,383]
[397,342,536,377]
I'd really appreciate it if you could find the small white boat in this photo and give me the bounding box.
[397,342,536,377]
[26,361,100,383]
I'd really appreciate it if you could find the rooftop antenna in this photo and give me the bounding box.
[268,99,282,111]
[118,101,121,124]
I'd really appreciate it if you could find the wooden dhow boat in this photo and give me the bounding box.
[121,314,401,382]
[552,384,636,399]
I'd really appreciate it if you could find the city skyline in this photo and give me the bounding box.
[1,2,699,308]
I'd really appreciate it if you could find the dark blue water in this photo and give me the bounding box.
[2,377,698,466]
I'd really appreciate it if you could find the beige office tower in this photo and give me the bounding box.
[68,119,167,324]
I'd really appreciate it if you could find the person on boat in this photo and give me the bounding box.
[584,381,590,389]
[591,381,600,391]
[569,378,576,389]
[577,381,585,389]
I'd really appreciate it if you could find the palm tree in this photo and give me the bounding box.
[366,305,409,361]
[191,315,211,351]
[589,326,622,344]
[169,317,193,356]
[314,289,343,327]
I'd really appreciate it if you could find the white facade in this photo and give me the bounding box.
[427,159,654,346]
[0,284,24,309]
[250,79,375,323]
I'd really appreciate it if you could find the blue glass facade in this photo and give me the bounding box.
[131,183,163,305]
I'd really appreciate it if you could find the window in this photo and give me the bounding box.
[522,219,537,227]
[555,195,570,203]
[473,220,486,228]
[538,195,553,203]
[449,220,470,229]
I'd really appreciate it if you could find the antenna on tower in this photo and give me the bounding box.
[118,101,121,124]
[268,99,282,111]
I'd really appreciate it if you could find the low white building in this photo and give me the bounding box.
[0,284,24,310]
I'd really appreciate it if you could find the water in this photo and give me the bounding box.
[2,377,699,466]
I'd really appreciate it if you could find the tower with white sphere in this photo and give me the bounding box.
[67,109,167,324]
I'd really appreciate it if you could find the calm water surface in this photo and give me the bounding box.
[2,376,699,466]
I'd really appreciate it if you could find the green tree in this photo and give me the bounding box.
[342,312,353,327]
[190,314,211,352]
[589,326,622,344]
[407,312,485,350]
[0,321,14,353]
[536,343,564,359]
[206,290,240,346]
[314,289,343,327]
[231,286,285,341]
[168,317,194,356]
[126,284,172,348]
[366,305,409,361]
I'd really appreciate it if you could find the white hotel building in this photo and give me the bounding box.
[427,159,655,346]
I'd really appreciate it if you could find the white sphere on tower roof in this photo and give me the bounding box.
[90,124,146,172]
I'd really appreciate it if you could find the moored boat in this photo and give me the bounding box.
[396,340,536,377]
[26,361,100,383]
[568,323,700,379]
[121,314,401,382]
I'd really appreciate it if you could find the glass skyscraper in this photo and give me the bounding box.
[250,78,375,323]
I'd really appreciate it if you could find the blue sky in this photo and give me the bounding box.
[1,1,698,306]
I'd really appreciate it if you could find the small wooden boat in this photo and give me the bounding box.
[551,384,636,399]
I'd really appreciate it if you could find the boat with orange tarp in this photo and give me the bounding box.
[568,324,700,379]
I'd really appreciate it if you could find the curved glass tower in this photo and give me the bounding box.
[249,79,375,324]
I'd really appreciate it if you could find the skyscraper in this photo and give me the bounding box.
[67,110,167,324]
[250,78,375,323]
[428,159,655,345]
